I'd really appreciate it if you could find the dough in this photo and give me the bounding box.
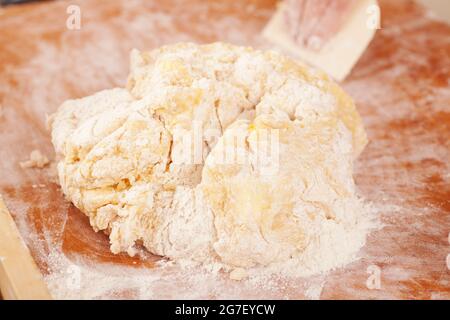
[20,150,50,169]
[203,115,357,267]
[50,43,368,272]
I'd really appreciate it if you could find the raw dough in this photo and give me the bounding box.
[19,150,50,169]
[50,43,369,274]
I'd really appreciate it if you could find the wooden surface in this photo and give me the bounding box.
[0,0,449,299]
[0,196,51,299]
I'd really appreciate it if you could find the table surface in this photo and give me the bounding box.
[0,0,449,299]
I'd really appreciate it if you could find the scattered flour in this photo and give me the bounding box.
[229,268,248,281]
[304,278,326,300]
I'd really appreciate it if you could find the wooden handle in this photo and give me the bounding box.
[0,195,52,300]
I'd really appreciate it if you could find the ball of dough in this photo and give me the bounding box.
[50,42,367,268]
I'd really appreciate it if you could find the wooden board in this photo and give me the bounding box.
[0,196,52,299]
[0,0,449,299]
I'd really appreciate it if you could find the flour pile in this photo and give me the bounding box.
[50,42,373,277]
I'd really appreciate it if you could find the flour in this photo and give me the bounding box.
[229,268,248,281]
[304,278,326,300]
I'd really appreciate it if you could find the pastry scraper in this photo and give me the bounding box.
[263,0,379,81]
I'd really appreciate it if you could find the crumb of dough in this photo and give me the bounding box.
[31,184,46,189]
[19,150,50,169]
[229,268,248,281]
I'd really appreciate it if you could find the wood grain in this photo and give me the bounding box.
[0,0,448,299]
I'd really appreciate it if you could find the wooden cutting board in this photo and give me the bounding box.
[0,0,449,299]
